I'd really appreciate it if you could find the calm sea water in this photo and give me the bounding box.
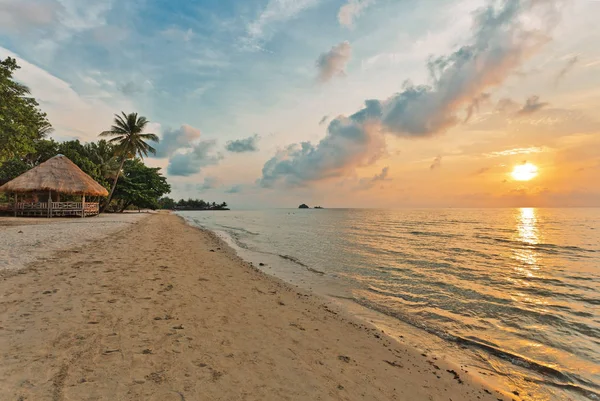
[179,208,600,400]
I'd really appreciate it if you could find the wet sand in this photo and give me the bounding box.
[0,212,513,400]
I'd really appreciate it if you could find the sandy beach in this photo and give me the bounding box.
[0,212,513,401]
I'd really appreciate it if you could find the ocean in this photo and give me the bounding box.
[178,208,600,401]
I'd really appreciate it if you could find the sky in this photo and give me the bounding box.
[1,0,599,208]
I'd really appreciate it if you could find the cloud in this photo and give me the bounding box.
[225,134,260,153]
[258,0,560,187]
[319,115,329,125]
[353,0,558,137]
[154,125,202,158]
[11,0,116,59]
[473,167,491,175]
[316,41,352,82]
[259,100,386,187]
[241,0,320,49]
[0,0,62,34]
[197,176,220,190]
[430,155,442,170]
[495,97,520,113]
[464,93,491,123]
[357,166,390,190]
[485,146,544,157]
[225,185,243,194]
[554,56,578,86]
[118,80,153,96]
[338,0,374,27]
[161,27,193,42]
[167,140,223,176]
[517,95,548,115]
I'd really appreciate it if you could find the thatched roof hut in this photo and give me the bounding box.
[0,155,108,196]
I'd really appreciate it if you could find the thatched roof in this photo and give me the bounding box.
[0,155,109,196]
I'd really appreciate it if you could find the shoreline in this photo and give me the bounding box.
[1,212,513,400]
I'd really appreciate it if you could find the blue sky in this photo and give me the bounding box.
[1,0,599,207]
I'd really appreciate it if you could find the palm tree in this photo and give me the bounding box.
[99,112,159,212]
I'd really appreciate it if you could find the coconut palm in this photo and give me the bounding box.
[99,112,159,212]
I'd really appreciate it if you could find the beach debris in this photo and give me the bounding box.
[18,230,23,233]
[142,349,153,354]
[146,371,166,384]
[446,369,463,384]
[210,249,215,252]
[322,305,337,315]
[338,355,351,363]
[42,290,52,294]
[384,360,403,368]
[259,262,266,266]
[87,321,99,325]
[337,384,344,390]
[211,369,223,382]
[172,324,184,330]
[158,284,173,294]
[153,316,163,320]
[278,300,285,306]
[102,349,120,355]
[289,322,306,331]
[307,267,325,275]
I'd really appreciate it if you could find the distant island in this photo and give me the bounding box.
[161,198,230,211]
[298,204,324,209]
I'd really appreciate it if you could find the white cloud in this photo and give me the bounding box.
[161,27,194,42]
[0,0,116,61]
[338,0,374,27]
[0,0,62,34]
[316,41,352,82]
[241,0,320,49]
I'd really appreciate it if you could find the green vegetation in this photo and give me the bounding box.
[99,112,159,212]
[159,198,229,211]
[0,57,51,163]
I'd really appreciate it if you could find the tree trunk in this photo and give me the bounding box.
[101,158,126,213]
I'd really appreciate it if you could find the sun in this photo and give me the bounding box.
[511,163,538,181]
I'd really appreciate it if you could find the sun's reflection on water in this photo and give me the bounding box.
[512,208,540,273]
[518,208,538,245]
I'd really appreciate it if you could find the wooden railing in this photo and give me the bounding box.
[12,202,100,217]
[51,202,82,210]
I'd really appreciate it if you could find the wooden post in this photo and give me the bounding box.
[14,193,17,217]
[48,190,52,218]
[81,194,86,218]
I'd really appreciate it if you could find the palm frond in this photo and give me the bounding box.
[139,133,159,142]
